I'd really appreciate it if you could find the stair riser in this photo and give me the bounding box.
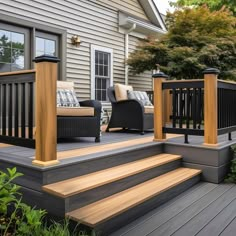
[66,159,181,211]
[43,143,163,184]
[94,175,200,236]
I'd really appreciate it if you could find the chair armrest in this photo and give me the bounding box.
[79,100,102,116]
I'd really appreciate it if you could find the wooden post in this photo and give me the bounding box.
[32,55,60,166]
[203,68,220,146]
[152,72,168,141]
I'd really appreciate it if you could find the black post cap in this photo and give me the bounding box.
[203,68,220,75]
[152,72,169,79]
[33,55,60,63]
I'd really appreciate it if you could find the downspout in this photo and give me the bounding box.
[125,23,136,85]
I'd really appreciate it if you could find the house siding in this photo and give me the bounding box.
[96,0,150,21]
[0,0,153,100]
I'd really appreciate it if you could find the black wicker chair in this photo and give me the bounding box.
[57,81,102,142]
[106,86,154,134]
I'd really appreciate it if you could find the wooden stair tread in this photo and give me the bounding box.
[66,168,201,227]
[43,153,181,197]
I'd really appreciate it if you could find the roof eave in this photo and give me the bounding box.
[139,0,167,31]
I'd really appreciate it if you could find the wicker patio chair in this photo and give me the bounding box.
[57,81,102,142]
[106,85,154,134]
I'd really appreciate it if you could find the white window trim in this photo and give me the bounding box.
[91,45,113,99]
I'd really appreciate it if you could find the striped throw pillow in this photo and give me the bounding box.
[57,89,80,107]
[127,91,153,106]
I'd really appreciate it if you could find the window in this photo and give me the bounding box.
[91,45,113,101]
[0,23,30,72]
[35,31,58,57]
[0,19,65,79]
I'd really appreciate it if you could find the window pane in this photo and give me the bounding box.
[99,65,104,76]
[104,65,108,77]
[0,47,11,63]
[0,25,29,72]
[95,51,98,64]
[101,78,106,89]
[36,37,56,57]
[45,39,55,56]
[11,32,24,46]
[0,30,10,46]
[36,37,45,56]
[36,50,44,57]
[95,65,98,76]
[96,90,101,101]
[11,49,24,70]
[104,53,108,65]
[102,90,106,101]
[97,78,101,89]
[0,63,11,72]
[98,52,103,64]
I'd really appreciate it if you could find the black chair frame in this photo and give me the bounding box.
[106,87,154,134]
[57,100,102,142]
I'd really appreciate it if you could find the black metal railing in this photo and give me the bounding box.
[218,80,236,140]
[162,80,204,143]
[0,70,35,148]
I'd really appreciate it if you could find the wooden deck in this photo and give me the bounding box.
[111,182,236,236]
[0,129,234,163]
[0,129,236,235]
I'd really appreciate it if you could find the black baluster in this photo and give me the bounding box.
[192,88,197,129]
[2,84,6,136]
[28,82,34,139]
[172,89,176,128]
[8,83,12,136]
[197,88,202,129]
[186,88,190,129]
[21,83,26,138]
[14,83,19,137]
[179,88,183,128]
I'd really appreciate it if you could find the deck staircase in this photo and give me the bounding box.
[42,148,202,235]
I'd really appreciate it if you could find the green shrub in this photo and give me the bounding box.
[225,144,236,183]
[0,167,91,236]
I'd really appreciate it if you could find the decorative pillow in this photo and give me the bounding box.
[57,89,80,107]
[127,90,153,106]
[114,84,133,101]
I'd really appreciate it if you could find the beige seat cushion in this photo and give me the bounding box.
[57,106,94,117]
[114,84,133,101]
[144,106,154,114]
[57,81,74,90]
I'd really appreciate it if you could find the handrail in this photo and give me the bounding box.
[152,69,223,145]
[0,70,36,148]
[0,69,35,77]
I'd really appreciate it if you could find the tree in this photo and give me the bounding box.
[128,6,236,80]
[171,0,236,16]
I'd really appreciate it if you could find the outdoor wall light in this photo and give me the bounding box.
[71,35,81,46]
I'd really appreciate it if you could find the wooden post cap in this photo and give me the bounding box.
[33,55,60,63]
[152,72,169,79]
[203,68,220,75]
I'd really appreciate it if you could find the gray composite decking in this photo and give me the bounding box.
[0,130,154,159]
[0,130,236,160]
[111,182,236,236]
